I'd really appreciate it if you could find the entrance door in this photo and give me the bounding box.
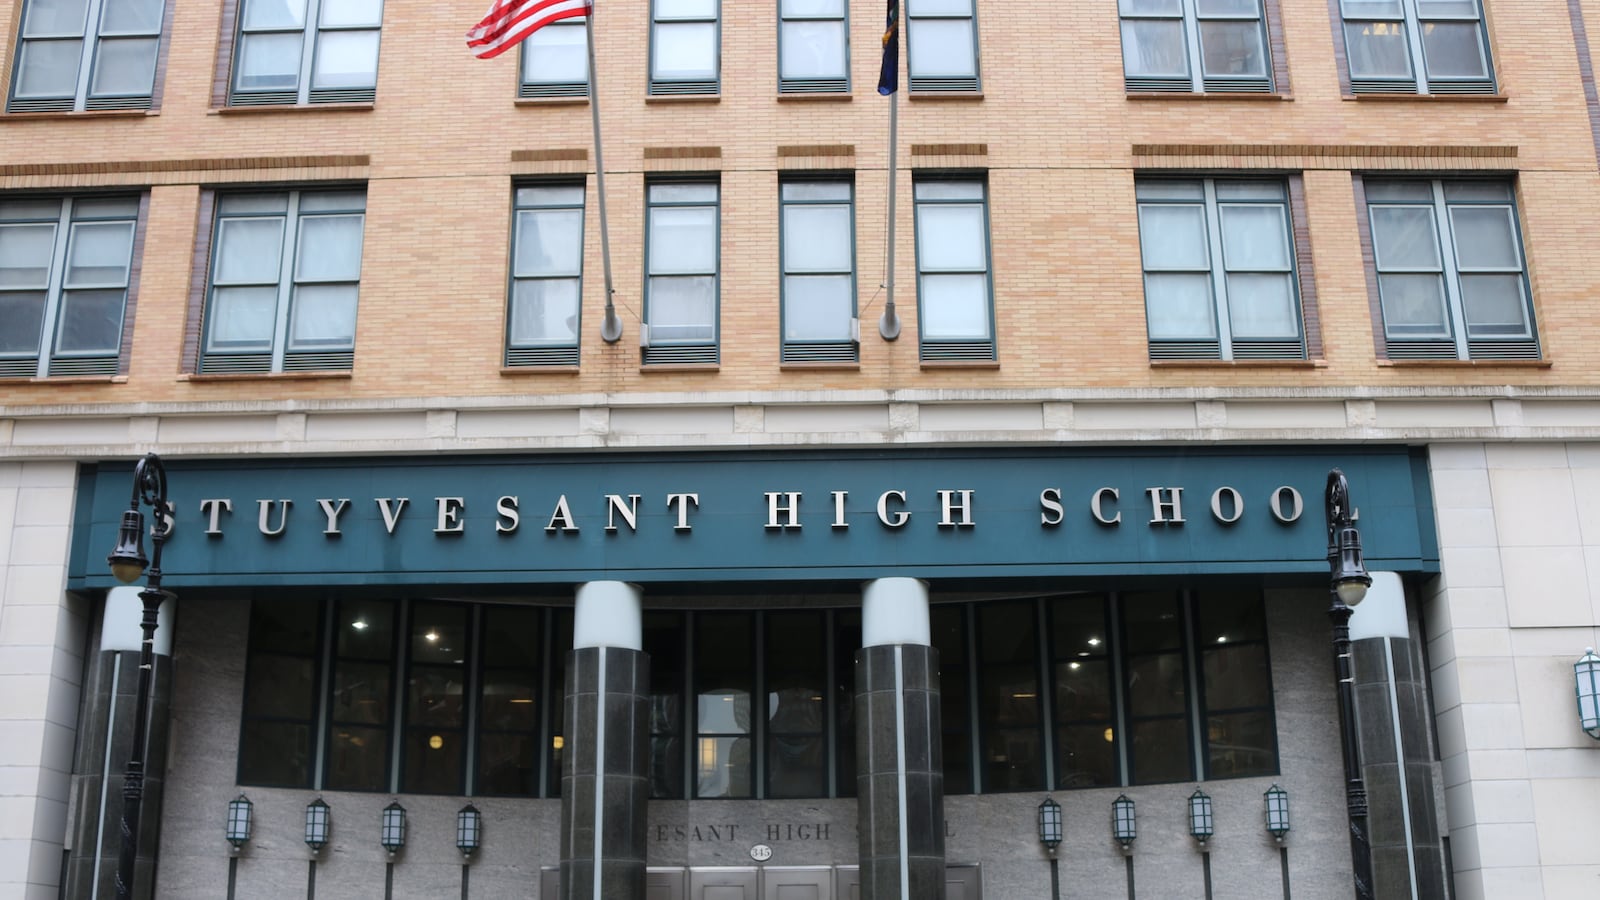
[762,866,832,900]
[690,866,759,900]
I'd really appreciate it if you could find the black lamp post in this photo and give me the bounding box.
[1325,468,1374,900]
[1037,796,1062,900]
[105,452,171,900]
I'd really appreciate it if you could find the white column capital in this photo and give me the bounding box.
[574,581,643,650]
[862,577,930,647]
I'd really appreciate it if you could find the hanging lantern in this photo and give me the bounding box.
[225,795,253,852]
[1111,794,1136,850]
[304,798,331,854]
[1264,784,1290,842]
[381,802,408,858]
[1188,789,1214,846]
[1576,649,1600,739]
[457,804,483,858]
[1037,796,1063,851]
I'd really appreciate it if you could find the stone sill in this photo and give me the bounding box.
[1151,359,1326,369]
[645,94,720,105]
[210,102,375,116]
[908,91,982,102]
[639,363,720,373]
[780,362,861,372]
[500,366,581,376]
[1342,92,1508,103]
[920,360,1001,370]
[776,93,853,103]
[3,108,155,121]
[179,371,354,382]
[515,97,589,108]
[0,374,128,384]
[1127,92,1291,102]
[1377,358,1551,368]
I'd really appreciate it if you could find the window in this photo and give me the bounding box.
[780,179,857,363]
[229,0,383,106]
[642,181,719,364]
[1119,0,1275,93]
[7,0,166,112]
[1337,0,1494,95]
[779,0,848,93]
[650,0,718,95]
[0,195,140,379]
[978,601,1045,791]
[906,0,980,92]
[507,184,585,367]
[202,188,366,374]
[1362,177,1537,360]
[520,15,587,98]
[694,613,754,798]
[913,178,994,362]
[1135,177,1308,360]
[238,598,322,788]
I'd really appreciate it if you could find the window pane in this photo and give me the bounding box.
[1203,644,1271,709]
[767,734,825,798]
[1139,205,1209,269]
[238,721,313,787]
[89,38,158,95]
[1421,21,1487,79]
[1460,275,1529,337]
[296,215,364,282]
[65,222,133,287]
[0,224,58,288]
[480,670,539,732]
[332,660,390,724]
[1365,181,1433,203]
[649,207,716,274]
[783,0,844,14]
[100,0,164,33]
[909,19,976,78]
[250,598,322,654]
[696,736,752,798]
[402,729,463,794]
[0,199,67,219]
[236,32,302,90]
[54,289,125,353]
[650,183,718,203]
[1417,0,1479,14]
[518,185,585,207]
[648,277,716,340]
[653,22,716,79]
[1120,0,1182,13]
[510,279,581,344]
[909,0,974,14]
[242,0,308,29]
[1197,0,1260,13]
[1448,206,1519,270]
[326,725,387,790]
[1121,20,1188,78]
[1371,207,1442,269]
[312,30,380,89]
[408,667,465,727]
[1345,23,1412,79]
[1127,653,1187,715]
[1121,593,1183,651]
[658,0,717,16]
[516,209,583,277]
[299,191,365,213]
[1219,205,1289,270]
[917,205,986,270]
[781,20,846,79]
[983,729,1045,791]
[1144,273,1216,339]
[1444,182,1511,203]
[1057,723,1117,789]
[1129,718,1190,783]
[651,735,685,799]
[784,275,853,341]
[244,655,318,719]
[1198,21,1266,78]
[1378,274,1450,337]
[216,218,285,284]
[16,41,83,98]
[1055,659,1111,722]
[782,182,850,202]
[289,284,358,348]
[321,0,384,27]
[24,0,89,35]
[920,273,989,339]
[784,205,851,272]
[207,286,278,349]
[477,733,538,795]
[220,194,289,215]
[1196,591,1268,644]
[0,293,48,354]
[1226,273,1297,338]
[915,181,983,202]
[523,22,588,83]
[1206,710,1276,778]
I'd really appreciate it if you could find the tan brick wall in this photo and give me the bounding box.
[2,0,1599,408]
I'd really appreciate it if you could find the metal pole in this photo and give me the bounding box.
[879,84,901,340]
[1048,857,1060,900]
[1326,469,1374,900]
[586,3,621,343]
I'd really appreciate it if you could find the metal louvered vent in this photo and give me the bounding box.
[649,80,718,96]
[1148,341,1222,361]
[643,344,718,365]
[1427,79,1497,95]
[1351,79,1418,95]
[507,346,580,367]
[1385,340,1457,360]
[201,353,272,374]
[86,95,153,111]
[1125,77,1190,93]
[1469,339,1540,361]
[779,78,848,94]
[1203,78,1272,94]
[1232,341,1306,360]
[520,81,588,99]
[920,341,995,363]
[229,90,297,106]
[310,87,376,104]
[284,350,354,372]
[48,356,117,376]
[782,342,859,364]
[7,97,74,113]
[910,76,980,93]
[0,358,38,378]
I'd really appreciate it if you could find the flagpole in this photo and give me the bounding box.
[586,2,622,343]
[880,87,900,341]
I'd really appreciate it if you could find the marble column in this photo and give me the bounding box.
[855,577,945,900]
[64,586,176,900]
[559,582,651,900]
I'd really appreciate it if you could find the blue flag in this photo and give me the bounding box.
[877,0,899,95]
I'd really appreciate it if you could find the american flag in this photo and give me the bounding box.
[466,0,591,60]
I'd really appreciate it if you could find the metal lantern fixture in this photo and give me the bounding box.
[1577,649,1600,739]
[381,802,408,858]
[457,804,483,858]
[1325,469,1373,607]
[1111,794,1136,850]
[304,798,331,854]
[1264,784,1290,842]
[1037,796,1063,851]
[225,795,253,852]
[1188,789,1215,846]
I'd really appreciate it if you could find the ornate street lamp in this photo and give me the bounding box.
[1264,784,1291,843]
[1037,796,1063,851]
[457,804,483,858]
[305,798,331,854]
[1576,649,1600,739]
[1326,468,1375,899]
[381,802,408,859]
[1187,789,1214,848]
[1111,794,1136,851]
[225,795,253,853]
[105,452,172,900]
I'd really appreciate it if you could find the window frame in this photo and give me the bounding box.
[648,0,721,96]
[518,15,589,99]
[235,597,325,789]
[7,0,170,112]
[779,176,859,363]
[226,0,385,106]
[912,175,997,363]
[1118,0,1275,94]
[905,0,981,93]
[1335,0,1496,95]
[642,178,720,364]
[777,0,849,94]
[506,181,586,368]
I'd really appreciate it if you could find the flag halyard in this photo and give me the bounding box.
[467,0,591,60]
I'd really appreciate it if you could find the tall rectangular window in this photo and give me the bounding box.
[508,184,584,368]
[325,597,396,792]
[643,181,719,364]
[520,16,587,98]
[1119,0,1273,93]
[8,0,165,112]
[203,188,366,374]
[1050,595,1117,789]
[0,194,140,379]
[977,601,1044,792]
[401,602,468,795]
[647,612,687,799]
[650,0,718,95]
[1338,0,1494,94]
[1362,178,1537,360]
[1136,177,1306,361]
[931,605,973,795]
[1120,592,1193,785]
[913,178,994,362]
[238,598,322,788]
[778,0,847,93]
[780,179,857,363]
[765,612,827,798]
[906,0,979,92]
[694,613,753,798]
[1194,591,1276,779]
[230,0,384,106]
[475,606,543,796]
